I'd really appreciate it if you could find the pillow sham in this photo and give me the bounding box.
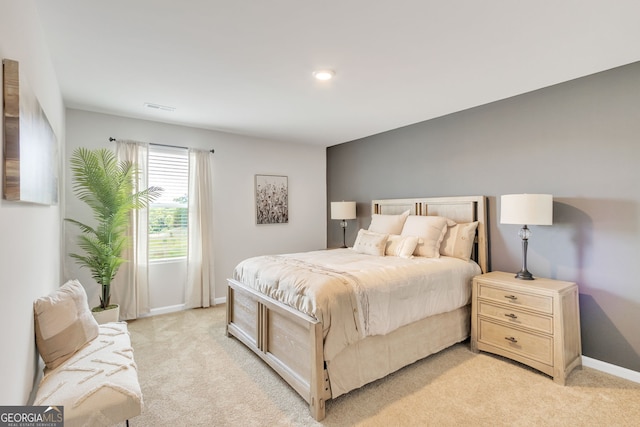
[440,221,479,261]
[368,210,410,235]
[352,229,389,256]
[400,215,450,258]
[34,279,99,370]
[385,234,419,258]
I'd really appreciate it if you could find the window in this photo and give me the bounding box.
[148,145,189,261]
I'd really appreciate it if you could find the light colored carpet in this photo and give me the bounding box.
[127,306,640,426]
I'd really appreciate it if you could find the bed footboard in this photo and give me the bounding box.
[226,279,330,421]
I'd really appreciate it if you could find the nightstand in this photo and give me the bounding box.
[471,271,582,384]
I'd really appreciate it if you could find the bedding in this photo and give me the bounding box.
[328,305,470,397]
[352,229,389,256]
[233,248,480,361]
[385,234,419,258]
[227,195,488,421]
[440,221,479,261]
[400,215,452,258]
[368,209,410,234]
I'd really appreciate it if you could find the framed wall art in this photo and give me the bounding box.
[3,58,58,205]
[255,174,288,224]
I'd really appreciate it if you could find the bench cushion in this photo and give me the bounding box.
[34,322,143,427]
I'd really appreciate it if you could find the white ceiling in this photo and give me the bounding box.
[34,1,640,147]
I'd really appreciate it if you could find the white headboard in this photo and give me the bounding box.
[372,195,489,273]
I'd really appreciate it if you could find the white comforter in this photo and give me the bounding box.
[233,248,480,360]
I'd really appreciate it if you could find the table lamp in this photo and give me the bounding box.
[500,194,553,280]
[331,201,356,248]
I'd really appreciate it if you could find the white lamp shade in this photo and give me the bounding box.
[500,194,553,225]
[331,201,356,220]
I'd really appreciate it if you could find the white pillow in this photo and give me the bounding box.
[385,235,419,258]
[34,279,99,370]
[440,221,479,261]
[368,210,410,235]
[400,215,450,258]
[352,229,389,256]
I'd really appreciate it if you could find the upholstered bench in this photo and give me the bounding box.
[33,280,143,427]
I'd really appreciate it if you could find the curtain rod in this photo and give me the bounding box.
[109,137,214,153]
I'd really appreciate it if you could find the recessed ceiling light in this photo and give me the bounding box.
[313,70,335,81]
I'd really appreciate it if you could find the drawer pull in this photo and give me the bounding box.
[505,336,518,343]
[504,295,518,301]
[504,313,518,320]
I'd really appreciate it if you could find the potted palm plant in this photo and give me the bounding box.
[66,147,162,323]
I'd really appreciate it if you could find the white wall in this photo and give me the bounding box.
[0,1,66,404]
[65,109,327,307]
[149,259,186,310]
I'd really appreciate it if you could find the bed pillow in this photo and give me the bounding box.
[400,215,450,258]
[368,210,410,235]
[34,279,99,370]
[385,235,419,258]
[352,229,389,256]
[440,221,479,261]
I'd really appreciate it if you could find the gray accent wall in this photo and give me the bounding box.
[327,61,640,372]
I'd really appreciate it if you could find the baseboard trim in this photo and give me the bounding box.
[140,299,227,318]
[582,356,640,384]
[140,304,186,317]
[27,358,45,405]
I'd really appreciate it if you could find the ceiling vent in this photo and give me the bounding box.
[144,102,176,112]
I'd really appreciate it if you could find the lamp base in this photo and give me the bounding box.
[341,220,348,248]
[515,270,534,280]
[516,226,534,280]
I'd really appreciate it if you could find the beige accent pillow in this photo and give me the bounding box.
[34,279,99,370]
[440,221,479,261]
[352,229,389,256]
[368,210,410,235]
[400,215,450,258]
[385,234,419,258]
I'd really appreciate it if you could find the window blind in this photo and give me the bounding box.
[148,145,189,260]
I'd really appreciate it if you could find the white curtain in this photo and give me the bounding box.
[184,149,215,308]
[113,140,151,320]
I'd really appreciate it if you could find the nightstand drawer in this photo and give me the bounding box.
[478,318,553,365]
[477,283,553,314]
[478,301,553,334]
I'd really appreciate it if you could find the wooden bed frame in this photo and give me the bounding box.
[226,195,488,420]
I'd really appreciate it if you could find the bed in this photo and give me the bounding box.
[226,195,488,420]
